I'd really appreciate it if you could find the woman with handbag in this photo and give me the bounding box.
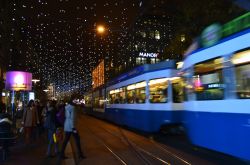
[21,100,39,145]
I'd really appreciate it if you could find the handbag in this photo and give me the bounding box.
[53,128,63,143]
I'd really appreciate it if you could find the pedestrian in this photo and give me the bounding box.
[56,100,65,127]
[21,100,39,145]
[34,100,43,137]
[0,100,6,114]
[44,100,59,157]
[60,96,85,159]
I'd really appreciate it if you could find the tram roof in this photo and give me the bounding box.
[107,60,177,86]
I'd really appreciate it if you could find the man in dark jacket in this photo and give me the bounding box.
[44,100,59,157]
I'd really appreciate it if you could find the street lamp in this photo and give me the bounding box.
[32,79,40,84]
[96,25,106,34]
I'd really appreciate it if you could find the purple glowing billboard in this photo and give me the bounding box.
[5,71,32,91]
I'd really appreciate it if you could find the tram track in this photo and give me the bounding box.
[84,115,172,164]
[84,124,128,165]
[84,114,192,165]
[84,116,155,165]
[100,124,170,165]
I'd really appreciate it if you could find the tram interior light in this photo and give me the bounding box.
[232,50,250,65]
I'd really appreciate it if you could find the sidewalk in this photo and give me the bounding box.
[1,130,76,165]
[1,132,59,165]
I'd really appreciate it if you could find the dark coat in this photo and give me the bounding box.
[43,107,57,131]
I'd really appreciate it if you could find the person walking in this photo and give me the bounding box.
[21,100,39,145]
[44,100,59,157]
[60,96,85,159]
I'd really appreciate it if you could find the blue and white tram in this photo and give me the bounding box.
[84,60,184,132]
[105,60,184,132]
[182,14,250,160]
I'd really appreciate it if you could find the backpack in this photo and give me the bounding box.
[56,107,65,126]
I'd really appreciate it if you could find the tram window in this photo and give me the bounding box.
[127,84,136,104]
[118,87,126,104]
[94,97,99,108]
[109,90,116,104]
[232,49,250,99]
[235,65,250,98]
[135,81,146,103]
[172,78,184,103]
[194,58,224,100]
[149,78,168,103]
[85,96,92,104]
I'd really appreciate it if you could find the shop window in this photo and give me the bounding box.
[151,58,156,64]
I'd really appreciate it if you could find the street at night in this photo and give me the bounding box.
[0,0,250,165]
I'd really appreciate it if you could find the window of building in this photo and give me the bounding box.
[149,78,168,103]
[231,49,250,99]
[150,58,156,64]
[149,31,154,38]
[140,31,146,38]
[135,81,146,103]
[136,57,141,65]
[141,58,146,64]
[194,58,224,100]
[155,30,160,40]
[135,44,138,51]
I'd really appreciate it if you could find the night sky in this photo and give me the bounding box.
[14,0,146,94]
[2,0,247,96]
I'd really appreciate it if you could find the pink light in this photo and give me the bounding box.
[5,71,32,91]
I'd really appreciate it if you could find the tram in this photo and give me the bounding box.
[182,12,250,161]
[85,60,184,132]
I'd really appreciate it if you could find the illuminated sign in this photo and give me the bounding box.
[201,23,222,47]
[201,12,250,47]
[139,52,159,58]
[29,92,35,100]
[5,71,32,91]
[222,12,250,37]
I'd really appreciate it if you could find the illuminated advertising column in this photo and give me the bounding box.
[5,71,32,126]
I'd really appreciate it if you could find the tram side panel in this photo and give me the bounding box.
[182,29,250,161]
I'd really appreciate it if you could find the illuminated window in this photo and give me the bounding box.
[136,57,141,65]
[118,87,126,103]
[149,78,168,103]
[141,58,146,64]
[109,90,116,104]
[194,58,224,100]
[140,31,146,38]
[232,49,250,99]
[150,58,156,64]
[155,30,160,40]
[126,84,136,104]
[135,81,146,103]
[172,78,184,103]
